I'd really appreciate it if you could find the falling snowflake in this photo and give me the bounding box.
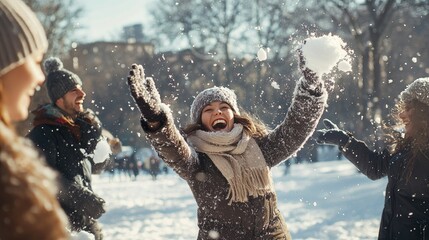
[257,48,267,61]
[271,81,280,89]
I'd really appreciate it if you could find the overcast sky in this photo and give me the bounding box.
[74,0,155,43]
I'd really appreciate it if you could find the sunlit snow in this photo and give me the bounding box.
[71,231,94,240]
[89,157,386,240]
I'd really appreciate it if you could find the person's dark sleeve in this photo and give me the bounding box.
[140,104,197,181]
[75,118,102,155]
[27,125,58,168]
[341,137,390,180]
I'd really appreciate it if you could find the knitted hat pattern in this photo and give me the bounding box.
[190,86,240,123]
[0,0,48,76]
[400,77,429,107]
[44,57,82,103]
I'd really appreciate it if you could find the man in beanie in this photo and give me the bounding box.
[28,57,107,240]
[316,77,429,240]
[0,0,70,239]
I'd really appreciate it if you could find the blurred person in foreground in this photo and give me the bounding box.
[125,43,334,239]
[316,78,429,240]
[27,57,108,239]
[0,0,69,239]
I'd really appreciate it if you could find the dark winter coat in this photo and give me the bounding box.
[342,138,429,240]
[140,83,327,240]
[27,104,106,235]
[0,122,69,240]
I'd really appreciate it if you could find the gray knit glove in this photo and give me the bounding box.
[127,64,163,122]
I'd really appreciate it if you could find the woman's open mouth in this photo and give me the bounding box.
[212,119,227,131]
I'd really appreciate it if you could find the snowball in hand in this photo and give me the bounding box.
[93,139,112,163]
[301,34,352,77]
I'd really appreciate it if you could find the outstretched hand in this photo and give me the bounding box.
[315,119,350,147]
[127,64,163,122]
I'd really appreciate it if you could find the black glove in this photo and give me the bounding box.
[58,180,106,220]
[297,42,319,86]
[315,119,350,147]
[127,64,164,122]
[77,189,106,220]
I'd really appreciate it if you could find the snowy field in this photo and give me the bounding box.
[92,159,387,240]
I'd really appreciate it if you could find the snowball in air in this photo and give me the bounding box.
[257,48,267,61]
[301,34,352,77]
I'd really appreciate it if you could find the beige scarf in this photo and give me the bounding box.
[187,124,274,204]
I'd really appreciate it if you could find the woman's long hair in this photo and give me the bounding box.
[385,99,429,181]
[182,108,269,138]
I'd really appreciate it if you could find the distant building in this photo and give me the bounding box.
[122,24,145,43]
[67,41,155,75]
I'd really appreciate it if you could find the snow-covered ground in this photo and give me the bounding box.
[92,159,387,240]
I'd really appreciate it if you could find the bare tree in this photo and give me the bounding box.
[23,0,83,58]
[17,0,83,135]
[153,0,261,85]
[150,0,321,123]
[314,0,429,144]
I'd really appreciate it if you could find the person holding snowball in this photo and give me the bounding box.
[126,36,347,239]
[28,57,108,240]
[316,78,429,240]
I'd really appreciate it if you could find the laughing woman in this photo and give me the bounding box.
[125,45,332,239]
[316,78,429,240]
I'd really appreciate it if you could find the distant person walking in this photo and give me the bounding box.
[128,150,140,181]
[316,78,429,240]
[149,154,161,180]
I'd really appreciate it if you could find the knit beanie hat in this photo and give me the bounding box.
[44,57,82,103]
[400,77,429,107]
[190,86,240,123]
[0,0,48,76]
